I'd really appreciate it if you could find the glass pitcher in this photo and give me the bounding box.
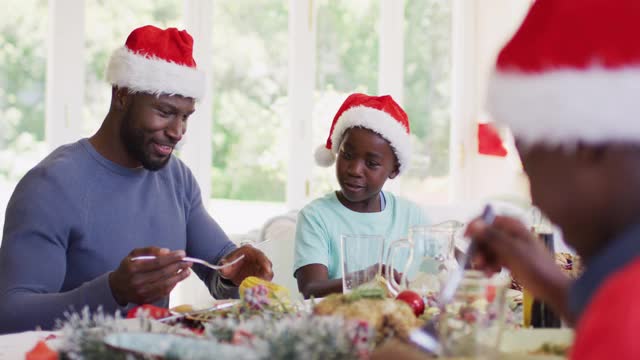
[386,221,464,297]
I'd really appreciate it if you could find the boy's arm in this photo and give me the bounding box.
[293,208,339,298]
[294,264,343,299]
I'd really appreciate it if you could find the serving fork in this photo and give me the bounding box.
[131,254,245,271]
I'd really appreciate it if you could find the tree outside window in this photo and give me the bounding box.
[210,0,289,202]
[396,0,452,204]
[0,0,49,235]
[311,0,380,198]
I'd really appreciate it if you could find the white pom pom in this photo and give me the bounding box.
[314,145,335,167]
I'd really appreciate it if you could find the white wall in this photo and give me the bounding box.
[451,0,532,205]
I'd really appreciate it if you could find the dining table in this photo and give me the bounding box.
[0,330,59,359]
[1,322,573,359]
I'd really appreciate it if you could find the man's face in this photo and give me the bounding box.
[335,127,399,205]
[120,93,195,171]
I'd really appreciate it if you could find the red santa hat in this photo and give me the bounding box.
[315,93,411,174]
[105,25,205,100]
[487,0,640,147]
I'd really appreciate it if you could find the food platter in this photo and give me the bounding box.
[371,328,573,360]
[162,299,239,323]
[499,328,572,359]
[54,277,572,360]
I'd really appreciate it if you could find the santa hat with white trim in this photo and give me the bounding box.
[487,0,640,147]
[314,93,411,174]
[106,25,205,100]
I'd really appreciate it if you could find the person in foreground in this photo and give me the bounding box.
[0,25,272,334]
[467,0,640,358]
[293,93,428,298]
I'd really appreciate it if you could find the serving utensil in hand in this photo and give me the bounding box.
[131,254,245,271]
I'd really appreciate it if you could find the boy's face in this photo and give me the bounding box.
[335,127,399,205]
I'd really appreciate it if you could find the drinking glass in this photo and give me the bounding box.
[439,270,509,358]
[341,234,385,293]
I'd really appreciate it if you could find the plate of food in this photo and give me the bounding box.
[157,300,242,331]
[499,328,573,359]
[170,299,239,315]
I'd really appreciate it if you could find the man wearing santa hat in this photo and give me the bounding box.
[467,0,640,358]
[0,25,273,333]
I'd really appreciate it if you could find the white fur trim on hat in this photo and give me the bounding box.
[315,144,336,167]
[488,66,640,147]
[330,106,411,174]
[105,47,205,100]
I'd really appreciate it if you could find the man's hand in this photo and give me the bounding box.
[109,247,192,306]
[465,215,573,322]
[218,245,273,286]
[466,215,554,282]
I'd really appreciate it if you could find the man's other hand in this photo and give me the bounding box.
[218,245,274,286]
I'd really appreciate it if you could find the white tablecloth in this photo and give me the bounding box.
[0,318,180,359]
[0,330,59,359]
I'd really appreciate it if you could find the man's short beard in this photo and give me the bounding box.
[120,109,170,171]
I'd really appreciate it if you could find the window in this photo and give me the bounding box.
[210,0,289,203]
[395,0,452,204]
[0,0,48,234]
[311,0,379,198]
[83,0,183,137]
[1,0,456,238]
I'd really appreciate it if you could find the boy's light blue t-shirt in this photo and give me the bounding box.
[293,191,429,279]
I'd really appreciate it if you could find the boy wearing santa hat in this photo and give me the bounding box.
[294,93,428,298]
